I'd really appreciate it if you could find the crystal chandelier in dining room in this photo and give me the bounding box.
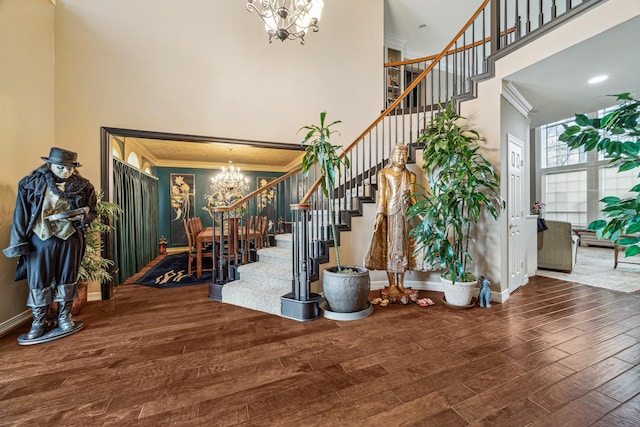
[246,0,324,44]
[209,160,250,205]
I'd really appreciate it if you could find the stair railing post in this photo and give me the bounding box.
[490,0,501,54]
[290,203,311,300]
[280,203,321,321]
[208,208,226,301]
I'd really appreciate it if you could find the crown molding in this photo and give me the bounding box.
[501,81,533,118]
[384,35,407,53]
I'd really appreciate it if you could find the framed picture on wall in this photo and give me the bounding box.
[256,176,277,220]
[169,173,195,246]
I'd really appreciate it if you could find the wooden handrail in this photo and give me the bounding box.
[215,1,497,211]
[299,0,492,204]
[215,1,517,212]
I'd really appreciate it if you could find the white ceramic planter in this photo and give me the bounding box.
[441,275,477,306]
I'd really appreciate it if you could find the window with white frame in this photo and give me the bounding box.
[537,104,635,228]
[600,166,637,202]
[540,118,587,168]
[541,169,588,225]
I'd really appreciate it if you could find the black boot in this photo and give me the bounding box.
[57,301,75,331]
[27,306,48,339]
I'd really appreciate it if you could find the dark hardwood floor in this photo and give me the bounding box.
[1,275,639,426]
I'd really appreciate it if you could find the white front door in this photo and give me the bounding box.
[508,134,525,293]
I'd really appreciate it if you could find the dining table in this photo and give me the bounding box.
[195,225,261,278]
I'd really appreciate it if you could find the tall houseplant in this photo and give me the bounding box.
[299,112,370,315]
[407,103,503,305]
[559,92,640,258]
[299,111,350,272]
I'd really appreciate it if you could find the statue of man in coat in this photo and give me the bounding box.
[3,147,97,343]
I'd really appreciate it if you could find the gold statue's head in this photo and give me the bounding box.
[393,143,408,154]
[391,143,409,166]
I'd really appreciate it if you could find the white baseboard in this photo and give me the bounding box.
[0,310,30,338]
[498,288,510,303]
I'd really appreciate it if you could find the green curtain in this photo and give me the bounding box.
[113,159,159,285]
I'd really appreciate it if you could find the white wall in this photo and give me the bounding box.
[460,0,640,295]
[54,0,384,187]
[0,0,56,332]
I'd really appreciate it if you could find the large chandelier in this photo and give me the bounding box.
[246,0,324,44]
[209,160,250,205]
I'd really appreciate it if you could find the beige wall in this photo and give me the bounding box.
[0,0,56,329]
[53,0,384,187]
[461,0,640,296]
[1,0,384,328]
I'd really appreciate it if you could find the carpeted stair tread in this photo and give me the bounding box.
[219,234,295,316]
[273,233,293,249]
[221,279,290,316]
[256,246,291,264]
[236,262,291,285]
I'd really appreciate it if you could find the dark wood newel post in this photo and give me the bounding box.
[280,203,321,321]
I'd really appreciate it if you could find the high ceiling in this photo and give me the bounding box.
[133,3,639,169]
[384,0,485,57]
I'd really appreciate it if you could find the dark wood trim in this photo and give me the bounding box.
[101,127,306,153]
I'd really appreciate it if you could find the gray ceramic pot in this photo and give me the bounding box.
[322,265,370,313]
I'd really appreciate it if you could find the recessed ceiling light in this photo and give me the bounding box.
[588,75,608,84]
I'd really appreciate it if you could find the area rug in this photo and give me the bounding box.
[536,246,640,293]
[134,252,212,288]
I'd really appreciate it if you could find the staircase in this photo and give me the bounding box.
[220,171,388,318]
[220,234,295,316]
[211,0,605,320]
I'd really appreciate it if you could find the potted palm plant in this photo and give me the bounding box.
[299,112,371,315]
[407,102,503,306]
[73,193,121,314]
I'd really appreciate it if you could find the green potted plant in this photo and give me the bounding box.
[299,112,371,315]
[407,102,503,306]
[73,193,121,314]
[559,92,640,258]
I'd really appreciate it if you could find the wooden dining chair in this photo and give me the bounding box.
[189,217,201,236]
[183,219,197,276]
[195,216,204,234]
[224,217,241,256]
[188,217,213,275]
[190,217,211,250]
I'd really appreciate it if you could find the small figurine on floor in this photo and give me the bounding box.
[478,275,491,308]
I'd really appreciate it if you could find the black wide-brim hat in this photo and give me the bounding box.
[41,147,82,167]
